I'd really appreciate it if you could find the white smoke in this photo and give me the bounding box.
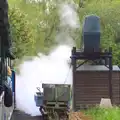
[16,45,72,116]
[16,1,79,116]
[56,2,80,46]
[58,3,79,28]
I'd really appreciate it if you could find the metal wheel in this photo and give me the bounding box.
[53,111,59,120]
[39,106,49,120]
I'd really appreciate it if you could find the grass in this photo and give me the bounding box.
[83,106,120,120]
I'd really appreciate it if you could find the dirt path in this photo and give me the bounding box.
[10,110,92,120]
[69,112,92,120]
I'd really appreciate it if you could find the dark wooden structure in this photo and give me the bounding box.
[73,65,120,110]
[70,47,113,111]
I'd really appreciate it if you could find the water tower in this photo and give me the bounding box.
[71,15,113,111]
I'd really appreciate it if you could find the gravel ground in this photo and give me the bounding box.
[10,110,43,120]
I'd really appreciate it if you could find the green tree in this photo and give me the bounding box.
[9,7,36,58]
[75,0,120,65]
[9,0,59,54]
[8,0,120,65]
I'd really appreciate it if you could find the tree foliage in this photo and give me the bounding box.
[8,0,120,65]
[75,0,120,65]
[9,0,59,54]
[9,7,36,58]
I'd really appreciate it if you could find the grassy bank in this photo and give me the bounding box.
[84,107,120,120]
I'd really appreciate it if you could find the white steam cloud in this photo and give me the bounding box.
[16,45,72,116]
[58,3,79,28]
[16,1,79,116]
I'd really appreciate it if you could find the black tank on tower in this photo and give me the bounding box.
[82,15,100,54]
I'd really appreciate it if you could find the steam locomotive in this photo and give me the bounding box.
[0,0,16,120]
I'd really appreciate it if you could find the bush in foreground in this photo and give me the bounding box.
[84,106,120,120]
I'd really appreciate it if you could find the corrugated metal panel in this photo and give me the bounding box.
[73,71,120,110]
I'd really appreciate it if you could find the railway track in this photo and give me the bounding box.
[10,110,43,120]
